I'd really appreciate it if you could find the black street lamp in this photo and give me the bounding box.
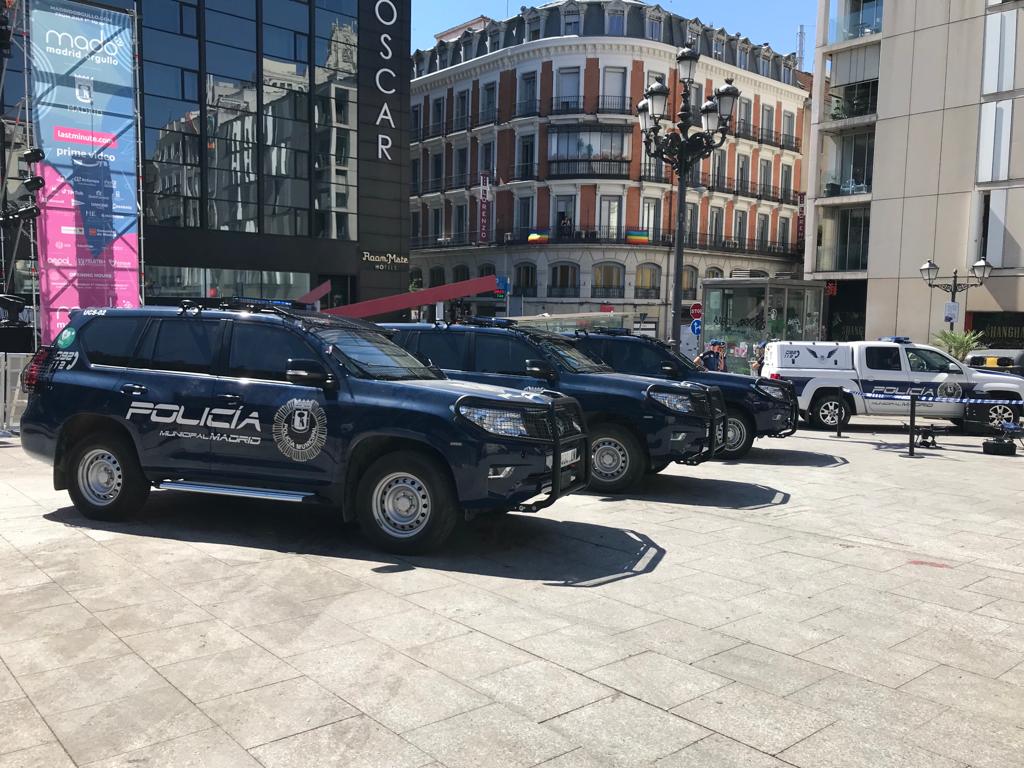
[919,258,994,330]
[637,46,740,348]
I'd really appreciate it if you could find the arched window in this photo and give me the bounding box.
[429,266,445,287]
[452,264,470,283]
[635,263,661,299]
[514,262,537,296]
[549,263,580,298]
[410,267,423,291]
[705,267,724,279]
[592,262,625,299]
[682,265,699,300]
[479,263,496,277]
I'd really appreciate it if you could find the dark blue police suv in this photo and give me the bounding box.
[386,319,725,493]
[569,329,797,458]
[19,303,587,553]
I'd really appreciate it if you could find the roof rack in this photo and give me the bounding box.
[462,316,518,328]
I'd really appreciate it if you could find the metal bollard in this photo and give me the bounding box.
[909,394,917,457]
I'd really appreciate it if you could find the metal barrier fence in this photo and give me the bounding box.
[1,353,31,436]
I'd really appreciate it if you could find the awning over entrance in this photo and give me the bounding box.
[324,275,498,319]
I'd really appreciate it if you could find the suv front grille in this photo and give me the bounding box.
[522,403,584,441]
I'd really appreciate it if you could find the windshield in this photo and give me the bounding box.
[316,328,440,381]
[536,335,611,373]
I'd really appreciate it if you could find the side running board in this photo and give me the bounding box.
[156,481,312,503]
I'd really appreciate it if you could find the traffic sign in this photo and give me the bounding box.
[689,303,703,320]
[690,319,702,336]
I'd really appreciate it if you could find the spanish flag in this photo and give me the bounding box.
[527,230,550,244]
[625,230,650,244]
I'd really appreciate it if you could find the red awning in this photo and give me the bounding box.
[324,275,498,319]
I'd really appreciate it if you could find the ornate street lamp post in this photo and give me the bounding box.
[637,47,740,348]
[919,257,994,331]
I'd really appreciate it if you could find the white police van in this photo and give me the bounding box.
[762,338,1024,429]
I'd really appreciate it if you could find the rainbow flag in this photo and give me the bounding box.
[527,230,550,244]
[625,229,650,244]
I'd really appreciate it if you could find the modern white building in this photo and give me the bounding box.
[805,0,1024,347]
[408,0,811,338]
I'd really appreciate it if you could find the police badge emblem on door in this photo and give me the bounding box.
[273,399,327,462]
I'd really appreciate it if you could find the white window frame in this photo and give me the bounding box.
[979,99,1012,182]
[983,10,1017,94]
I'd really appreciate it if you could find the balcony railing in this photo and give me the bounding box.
[548,286,581,298]
[550,95,584,115]
[511,162,538,181]
[450,113,470,132]
[548,159,630,179]
[445,172,468,190]
[411,124,422,142]
[478,106,497,125]
[409,227,802,258]
[641,165,668,182]
[822,179,871,197]
[828,80,879,121]
[598,95,631,114]
[735,120,758,142]
[591,286,625,299]
[782,134,801,152]
[410,179,420,195]
[816,244,869,272]
[515,99,540,118]
[760,127,783,148]
[694,172,799,205]
[512,285,537,297]
[423,121,445,139]
[635,287,661,299]
[422,176,444,193]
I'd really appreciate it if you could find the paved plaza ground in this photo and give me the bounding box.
[2,419,1024,767]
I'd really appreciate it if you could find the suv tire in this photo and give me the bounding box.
[589,424,646,493]
[67,433,150,522]
[356,451,459,554]
[721,408,756,459]
[809,392,850,430]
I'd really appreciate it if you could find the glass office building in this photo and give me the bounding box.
[2,0,410,308]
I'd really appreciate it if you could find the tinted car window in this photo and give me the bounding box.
[865,346,901,371]
[227,324,315,381]
[417,331,469,370]
[474,333,536,374]
[907,347,958,373]
[150,320,220,373]
[80,317,147,366]
[602,340,667,375]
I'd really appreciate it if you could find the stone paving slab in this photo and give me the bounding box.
[2,422,1024,766]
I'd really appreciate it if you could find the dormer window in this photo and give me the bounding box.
[646,15,662,41]
[489,30,499,52]
[607,9,625,36]
[713,38,724,59]
[563,7,580,35]
[527,17,541,41]
[738,47,749,69]
[782,65,793,85]
[758,57,770,76]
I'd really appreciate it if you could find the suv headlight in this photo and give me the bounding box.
[649,391,693,413]
[754,383,789,401]
[458,405,528,437]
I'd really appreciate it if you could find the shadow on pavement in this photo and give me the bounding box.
[592,474,790,511]
[44,491,665,588]
[721,446,848,468]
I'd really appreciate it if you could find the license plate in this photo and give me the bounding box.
[547,448,580,468]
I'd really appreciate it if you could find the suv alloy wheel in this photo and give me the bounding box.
[67,433,151,521]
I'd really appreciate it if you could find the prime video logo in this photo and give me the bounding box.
[44,29,126,64]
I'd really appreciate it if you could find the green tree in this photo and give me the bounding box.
[933,329,986,360]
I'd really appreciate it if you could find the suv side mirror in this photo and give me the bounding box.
[946,362,962,374]
[525,359,555,380]
[286,358,336,389]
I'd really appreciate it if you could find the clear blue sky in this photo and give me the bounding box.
[411,0,819,69]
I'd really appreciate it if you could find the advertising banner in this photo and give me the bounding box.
[29,0,139,343]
